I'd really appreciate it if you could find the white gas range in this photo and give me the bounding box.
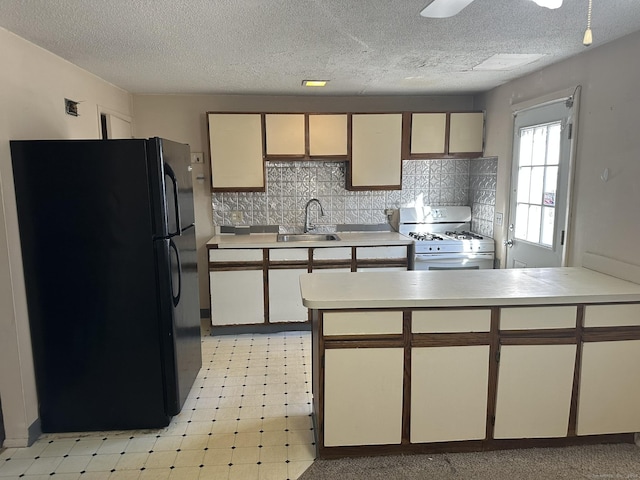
[394,206,495,270]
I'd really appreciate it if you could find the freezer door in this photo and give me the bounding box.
[146,138,195,238]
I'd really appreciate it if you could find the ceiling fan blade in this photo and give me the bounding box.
[420,0,476,18]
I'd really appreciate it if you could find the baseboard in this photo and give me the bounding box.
[2,418,41,448]
[210,323,311,336]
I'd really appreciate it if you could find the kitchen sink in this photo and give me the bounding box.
[277,233,341,242]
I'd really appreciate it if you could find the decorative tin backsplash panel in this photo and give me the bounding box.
[212,158,497,235]
[469,157,498,237]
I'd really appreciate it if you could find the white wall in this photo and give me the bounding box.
[477,29,640,269]
[0,27,132,446]
[132,94,476,308]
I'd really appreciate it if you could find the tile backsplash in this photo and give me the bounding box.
[212,158,497,237]
[469,157,498,237]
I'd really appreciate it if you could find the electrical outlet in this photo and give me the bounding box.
[384,208,394,216]
[191,152,204,164]
[230,210,243,224]
[495,212,503,226]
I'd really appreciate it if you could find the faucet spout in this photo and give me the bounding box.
[304,198,325,233]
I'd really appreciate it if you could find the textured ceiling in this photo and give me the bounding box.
[2,0,640,95]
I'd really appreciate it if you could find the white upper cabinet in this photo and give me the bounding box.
[349,113,402,190]
[208,113,264,191]
[265,114,305,156]
[308,114,348,156]
[410,113,447,155]
[449,112,484,154]
[406,111,485,159]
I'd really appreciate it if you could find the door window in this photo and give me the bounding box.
[514,122,561,247]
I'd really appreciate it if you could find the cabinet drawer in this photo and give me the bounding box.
[209,248,263,262]
[500,306,576,330]
[313,247,352,261]
[583,304,640,327]
[323,311,403,336]
[269,248,309,262]
[413,309,491,333]
[356,246,407,259]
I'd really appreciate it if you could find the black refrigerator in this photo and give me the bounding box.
[10,138,202,433]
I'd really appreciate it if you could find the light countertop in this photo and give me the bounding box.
[206,231,413,249]
[299,267,640,309]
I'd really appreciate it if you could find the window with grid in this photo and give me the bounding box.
[514,122,561,247]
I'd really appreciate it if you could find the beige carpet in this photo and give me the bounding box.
[298,444,640,480]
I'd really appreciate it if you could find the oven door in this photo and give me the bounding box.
[414,252,494,271]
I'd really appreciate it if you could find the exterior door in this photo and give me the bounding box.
[506,100,573,268]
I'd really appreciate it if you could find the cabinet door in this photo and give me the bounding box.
[265,114,305,156]
[208,113,264,190]
[494,344,576,439]
[577,339,640,435]
[411,346,489,443]
[449,112,484,154]
[210,270,264,326]
[268,268,309,323]
[309,114,348,156]
[349,114,402,189]
[324,348,404,446]
[355,246,408,271]
[410,113,446,154]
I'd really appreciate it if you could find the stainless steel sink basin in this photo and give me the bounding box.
[277,233,341,242]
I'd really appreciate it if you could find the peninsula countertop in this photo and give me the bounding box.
[206,231,413,249]
[299,267,640,309]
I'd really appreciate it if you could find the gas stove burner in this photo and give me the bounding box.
[409,232,444,241]
[445,230,484,240]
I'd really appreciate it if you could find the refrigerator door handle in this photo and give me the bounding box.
[169,238,182,307]
[164,163,182,237]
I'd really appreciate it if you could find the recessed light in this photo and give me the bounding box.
[302,80,328,87]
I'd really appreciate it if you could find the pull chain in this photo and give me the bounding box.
[583,0,593,46]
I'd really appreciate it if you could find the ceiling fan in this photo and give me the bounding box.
[420,0,563,18]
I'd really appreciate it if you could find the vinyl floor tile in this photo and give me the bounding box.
[0,332,315,480]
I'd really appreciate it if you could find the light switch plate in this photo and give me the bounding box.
[191,152,204,164]
[495,212,503,226]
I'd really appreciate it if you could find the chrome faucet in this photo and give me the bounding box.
[303,198,325,233]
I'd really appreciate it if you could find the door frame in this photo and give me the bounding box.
[506,86,581,268]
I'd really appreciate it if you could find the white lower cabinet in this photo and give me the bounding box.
[494,344,576,439]
[577,339,640,435]
[324,348,404,446]
[268,268,308,323]
[209,270,264,326]
[411,345,490,443]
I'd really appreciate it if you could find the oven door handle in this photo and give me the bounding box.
[415,252,495,260]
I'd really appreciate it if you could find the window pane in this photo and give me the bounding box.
[515,204,529,240]
[519,129,533,166]
[546,123,561,165]
[544,166,558,206]
[531,127,547,166]
[529,166,544,205]
[541,207,555,246]
[527,205,542,243]
[517,167,531,203]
